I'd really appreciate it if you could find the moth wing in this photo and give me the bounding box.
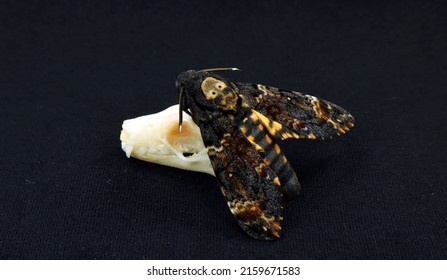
[235,82,355,140]
[198,117,283,240]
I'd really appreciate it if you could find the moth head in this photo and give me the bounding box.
[176,68,240,130]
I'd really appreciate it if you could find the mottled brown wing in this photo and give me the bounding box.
[235,83,355,140]
[198,116,283,240]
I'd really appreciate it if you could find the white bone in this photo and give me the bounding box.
[120,105,215,176]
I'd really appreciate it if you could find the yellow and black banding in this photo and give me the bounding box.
[239,110,301,199]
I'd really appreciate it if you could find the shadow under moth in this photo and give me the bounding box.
[175,68,355,240]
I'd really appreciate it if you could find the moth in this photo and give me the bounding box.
[176,68,355,240]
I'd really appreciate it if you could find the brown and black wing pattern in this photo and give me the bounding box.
[197,116,284,240]
[235,83,355,140]
[174,70,356,240]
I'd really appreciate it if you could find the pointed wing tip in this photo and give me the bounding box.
[252,228,281,241]
[236,216,283,241]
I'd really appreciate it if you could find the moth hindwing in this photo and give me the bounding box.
[176,69,355,240]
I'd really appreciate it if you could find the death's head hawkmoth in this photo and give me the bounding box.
[176,68,355,240]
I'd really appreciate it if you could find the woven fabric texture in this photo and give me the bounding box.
[0,1,446,259]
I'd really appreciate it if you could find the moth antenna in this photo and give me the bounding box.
[199,67,241,72]
[178,87,184,132]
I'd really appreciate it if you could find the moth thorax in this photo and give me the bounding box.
[201,77,238,111]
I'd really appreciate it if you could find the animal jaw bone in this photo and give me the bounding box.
[120,104,215,176]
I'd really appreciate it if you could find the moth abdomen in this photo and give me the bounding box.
[239,113,301,199]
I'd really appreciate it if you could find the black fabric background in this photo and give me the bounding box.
[1,0,446,259]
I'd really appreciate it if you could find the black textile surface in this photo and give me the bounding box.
[1,1,446,260]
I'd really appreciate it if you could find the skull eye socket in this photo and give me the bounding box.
[217,84,223,89]
[211,91,217,95]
